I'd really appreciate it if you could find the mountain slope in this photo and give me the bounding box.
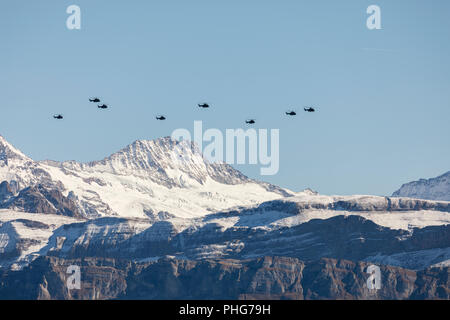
[393,171,450,201]
[1,134,449,282]
[0,136,30,163]
[2,192,449,271]
[0,135,293,219]
[1,256,448,300]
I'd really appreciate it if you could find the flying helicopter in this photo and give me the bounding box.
[304,107,315,112]
[156,115,166,120]
[53,114,63,119]
[286,111,297,116]
[198,103,210,108]
[245,119,256,124]
[98,104,108,109]
[89,98,100,103]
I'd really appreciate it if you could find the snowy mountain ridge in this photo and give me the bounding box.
[393,171,450,201]
[1,192,449,270]
[0,135,292,219]
[1,134,449,272]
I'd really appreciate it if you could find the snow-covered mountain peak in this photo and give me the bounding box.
[52,136,253,188]
[0,135,53,194]
[103,137,208,173]
[0,135,291,219]
[0,135,30,163]
[392,171,450,201]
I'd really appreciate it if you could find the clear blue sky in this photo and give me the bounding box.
[1,0,449,196]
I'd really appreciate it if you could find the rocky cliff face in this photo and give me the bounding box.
[0,182,83,218]
[0,181,15,203]
[36,214,449,271]
[393,172,450,201]
[2,193,450,271]
[0,256,448,300]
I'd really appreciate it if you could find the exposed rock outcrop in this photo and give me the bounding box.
[0,183,83,218]
[0,256,448,300]
[38,215,449,271]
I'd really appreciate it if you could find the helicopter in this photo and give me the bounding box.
[304,107,315,112]
[198,103,210,109]
[98,104,108,109]
[286,111,297,116]
[156,115,166,120]
[53,114,63,119]
[89,98,100,103]
[245,119,256,124]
